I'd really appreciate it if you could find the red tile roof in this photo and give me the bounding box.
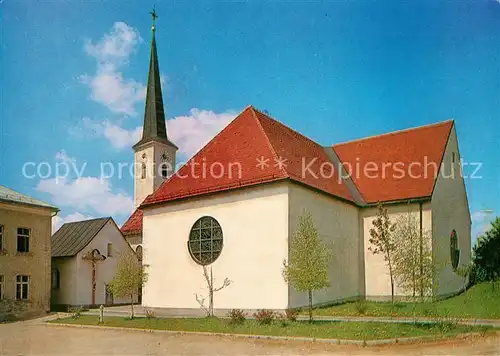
[121,209,143,235]
[333,120,453,203]
[140,106,353,208]
[120,106,453,234]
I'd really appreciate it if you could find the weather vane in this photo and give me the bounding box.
[150,5,159,31]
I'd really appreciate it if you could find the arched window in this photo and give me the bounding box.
[141,163,146,179]
[136,245,143,262]
[450,229,460,271]
[188,216,223,266]
[161,153,170,179]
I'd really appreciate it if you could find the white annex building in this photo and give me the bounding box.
[52,218,138,308]
[122,22,471,314]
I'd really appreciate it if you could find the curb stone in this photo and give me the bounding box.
[46,322,486,346]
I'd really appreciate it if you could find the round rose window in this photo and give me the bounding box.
[188,216,223,265]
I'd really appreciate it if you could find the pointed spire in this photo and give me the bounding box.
[134,7,177,150]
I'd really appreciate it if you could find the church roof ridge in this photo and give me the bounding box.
[333,119,454,147]
[249,107,288,177]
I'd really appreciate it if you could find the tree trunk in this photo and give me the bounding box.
[387,255,395,304]
[130,294,134,319]
[308,290,313,323]
[209,268,214,317]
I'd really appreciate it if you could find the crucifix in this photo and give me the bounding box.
[82,249,106,305]
[150,6,159,31]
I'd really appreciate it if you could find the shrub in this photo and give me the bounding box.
[354,300,368,315]
[436,320,457,334]
[276,312,288,327]
[285,308,298,322]
[69,306,83,319]
[144,306,156,319]
[227,309,246,325]
[253,309,275,325]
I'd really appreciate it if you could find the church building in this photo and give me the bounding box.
[122,19,471,314]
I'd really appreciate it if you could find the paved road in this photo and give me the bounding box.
[0,316,499,355]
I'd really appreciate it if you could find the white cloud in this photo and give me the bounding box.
[80,68,146,116]
[70,117,142,150]
[471,209,494,223]
[69,108,235,155]
[471,209,495,241]
[81,22,146,116]
[55,149,75,164]
[168,109,235,158]
[103,121,142,149]
[52,212,95,234]
[37,177,134,217]
[84,22,142,66]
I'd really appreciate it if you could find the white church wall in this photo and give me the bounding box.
[142,182,290,311]
[288,183,361,307]
[431,126,471,298]
[75,221,137,306]
[361,202,432,300]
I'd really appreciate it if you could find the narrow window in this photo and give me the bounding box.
[107,243,112,257]
[136,245,143,262]
[160,153,170,179]
[0,225,3,252]
[51,269,60,290]
[452,152,455,164]
[17,228,30,253]
[0,275,3,300]
[161,163,168,179]
[16,275,29,300]
[141,163,146,179]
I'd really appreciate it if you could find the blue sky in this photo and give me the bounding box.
[1,1,499,242]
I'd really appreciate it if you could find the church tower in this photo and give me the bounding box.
[133,9,178,208]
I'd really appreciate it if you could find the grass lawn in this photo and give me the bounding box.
[49,315,489,341]
[312,283,500,319]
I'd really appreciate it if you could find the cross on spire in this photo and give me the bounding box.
[133,5,178,151]
[150,6,158,31]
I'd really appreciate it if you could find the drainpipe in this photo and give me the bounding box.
[419,202,423,297]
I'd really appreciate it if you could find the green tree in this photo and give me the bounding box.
[392,212,434,299]
[473,217,500,290]
[282,211,331,323]
[392,212,421,298]
[368,203,397,303]
[109,249,148,319]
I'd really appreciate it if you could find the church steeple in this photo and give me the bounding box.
[133,7,178,208]
[133,7,177,150]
